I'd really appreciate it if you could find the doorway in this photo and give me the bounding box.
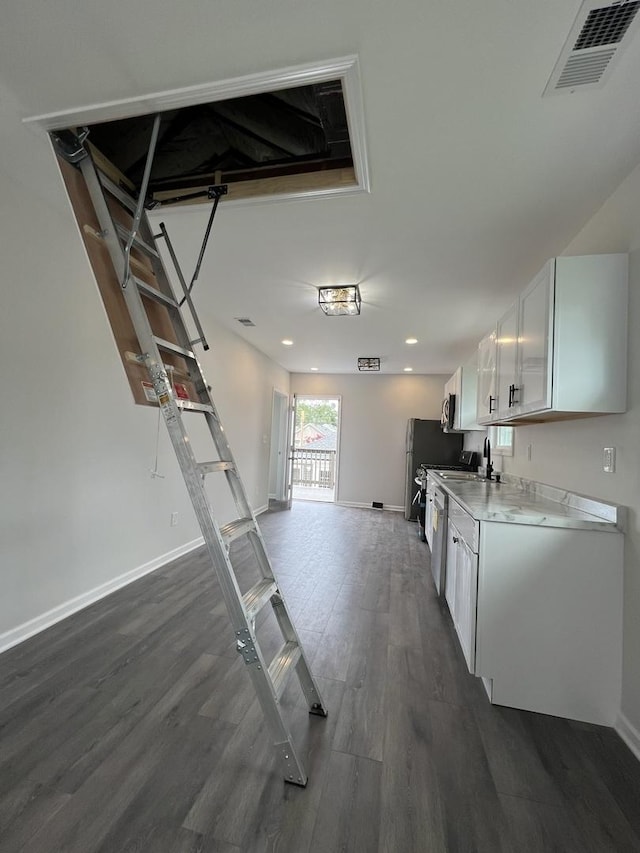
[291,396,341,503]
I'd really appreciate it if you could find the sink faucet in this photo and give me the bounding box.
[483,436,494,480]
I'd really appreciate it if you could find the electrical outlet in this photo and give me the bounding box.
[170,512,179,526]
[603,447,616,473]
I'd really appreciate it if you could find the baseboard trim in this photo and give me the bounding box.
[254,503,269,516]
[336,500,404,512]
[0,537,204,655]
[616,712,640,762]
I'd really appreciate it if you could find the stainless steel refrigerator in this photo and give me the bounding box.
[405,418,464,520]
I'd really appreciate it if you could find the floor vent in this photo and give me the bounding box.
[543,0,640,95]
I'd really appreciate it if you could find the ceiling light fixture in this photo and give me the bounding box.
[318,284,361,316]
[405,337,418,345]
[282,339,294,346]
[358,357,380,371]
[310,367,319,371]
[404,367,413,372]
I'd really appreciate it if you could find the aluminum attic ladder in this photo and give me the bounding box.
[61,119,326,786]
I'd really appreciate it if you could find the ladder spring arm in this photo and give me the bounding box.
[156,222,210,351]
[179,188,222,307]
[122,113,161,289]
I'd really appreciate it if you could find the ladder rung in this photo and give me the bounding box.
[198,460,234,475]
[242,578,278,622]
[134,277,179,309]
[268,641,302,699]
[115,222,160,258]
[152,336,196,361]
[98,171,138,212]
[176,400,214,414]
[220,517,255,546]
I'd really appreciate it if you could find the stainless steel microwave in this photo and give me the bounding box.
[441,393,456,432]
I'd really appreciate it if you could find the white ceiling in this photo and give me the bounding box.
[4,0,640,375]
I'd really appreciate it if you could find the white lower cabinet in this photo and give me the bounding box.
[445,500,479,674]
[444,521,456,617]
[443,499,623,726]
[452,526,478,673]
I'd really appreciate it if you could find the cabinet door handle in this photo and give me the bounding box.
[489,395,496,413]
[508,384,520,407]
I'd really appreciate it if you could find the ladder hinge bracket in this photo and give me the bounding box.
[208,184,228,199]
[277,743,306,787]
[51,128,90,165]
[236,628,259,665]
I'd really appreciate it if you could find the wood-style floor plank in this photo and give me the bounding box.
[309,750,382,853]
[1,501,639,853]
[332,609,389,762]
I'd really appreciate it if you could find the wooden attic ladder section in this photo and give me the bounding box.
[52,120,326,786]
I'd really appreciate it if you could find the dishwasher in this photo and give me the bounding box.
[429,486,448,595]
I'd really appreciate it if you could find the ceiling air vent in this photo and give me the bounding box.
[543,0,640,95]
[235,317,255,327]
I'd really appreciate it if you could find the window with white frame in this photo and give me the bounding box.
[489,425,514,456]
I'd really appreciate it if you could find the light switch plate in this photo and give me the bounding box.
[603,447,616,473]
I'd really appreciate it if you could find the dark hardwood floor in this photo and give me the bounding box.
[1,501,639,852]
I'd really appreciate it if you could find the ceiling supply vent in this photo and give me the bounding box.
[235,317,256,327]
[543,0,640,96]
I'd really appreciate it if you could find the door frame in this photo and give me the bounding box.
[291,394,342,504]
[268,388,290,504]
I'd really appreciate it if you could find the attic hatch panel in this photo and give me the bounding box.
[85,81,355,206]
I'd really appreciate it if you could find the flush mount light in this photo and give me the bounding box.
[310,367,319,371]
[358,357,380,371]
[281,339,294,346]
[318,284,361,316]
[405,337,418,345]
[404,367,413,372]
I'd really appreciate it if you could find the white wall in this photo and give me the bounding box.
[0,87,288,649]
[499,161,640,742]
[290,373,446,509]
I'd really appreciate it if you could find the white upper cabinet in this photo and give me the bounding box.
[477,253,628,424]
[446,355,483,431]
[517,261,554,416]
[476,329,497,424]
[495,301,519,421]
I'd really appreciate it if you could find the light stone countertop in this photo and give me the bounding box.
[429,472,624,532]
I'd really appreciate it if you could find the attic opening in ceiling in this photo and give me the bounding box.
[29,56,369,206]
[74,80,354,207]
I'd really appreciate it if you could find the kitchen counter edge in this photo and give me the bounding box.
[428,472,624,532]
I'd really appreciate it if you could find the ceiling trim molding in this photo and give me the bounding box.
[25,55,370,205]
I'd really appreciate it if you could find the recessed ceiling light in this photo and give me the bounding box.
[281,339,294,346]
[310,367,319,371]
[405,337,418,345]
[404,367,413,372]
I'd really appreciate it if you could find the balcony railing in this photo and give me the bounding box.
[292,448,336,489]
